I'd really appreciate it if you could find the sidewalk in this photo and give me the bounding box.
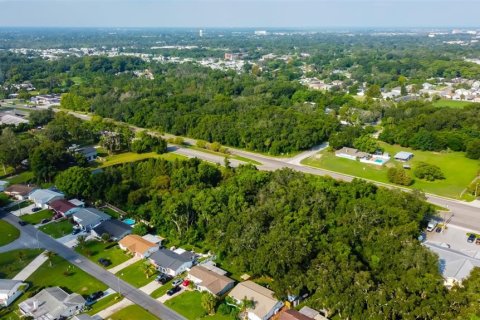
[94,297,133,319]
[13,251,48,281]
[108,256,140,274]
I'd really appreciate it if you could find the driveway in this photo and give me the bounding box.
[12,251,48,281]
[157,286,185,303]
[108,256,141,274]
[10,203,36,216]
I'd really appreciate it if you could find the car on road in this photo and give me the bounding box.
[467,234,476,243]
[426,220,437,232]
[31,207,42,212]
[166,286,181,296]
[98,258,111,267]
[172,279,183,287]
[18,220,27,226]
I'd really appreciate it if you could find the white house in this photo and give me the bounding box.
[149,248,194,276]
[229,281,284,320]
[28,189,64,209]
[72,208,110,230]
[0,279,27,307]
[19,287,85,319]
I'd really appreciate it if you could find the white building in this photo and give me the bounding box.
[0,279,27,307]
[28,189,64,209]
[19,287,85,319]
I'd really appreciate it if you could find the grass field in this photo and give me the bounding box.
[115,259,154,288]
[432,99,476,108]
[100,206,122,219]
[165,291,236,320]
[27,254,107,295]
[20,209,54,225]
[109,304,159,320]
[0,220,20,246]
[95,152,187,168]
[5,171,34,185]
[75,240,131,268]
[39,219,73,238]
[0,249,42,279]
[303,142,480,199]
[188,146,262,165]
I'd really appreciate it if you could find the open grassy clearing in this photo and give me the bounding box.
[75,240,131,268]
[100,206,123,219]
[432,99,477,108]
[108,304,159,320]
[19,209,54,225]
[39,219,74,238]
[302,141,480,199]
[0,249,43,279]
[95,152,187,168]
[5,171,34,185]
[0,221,20,246]
[188,146,262,165]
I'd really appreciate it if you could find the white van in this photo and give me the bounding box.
[426,220,438,232]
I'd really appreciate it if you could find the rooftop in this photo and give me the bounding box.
[149,248,192,270]
[188,266,234,296]
[119,234,157,255]
[229,281,282,320]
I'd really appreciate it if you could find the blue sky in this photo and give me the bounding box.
[0,0,479,28]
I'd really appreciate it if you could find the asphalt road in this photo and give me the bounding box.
[58,109,480,231]
[0,211,186,320]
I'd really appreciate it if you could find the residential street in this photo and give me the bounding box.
[58,109,480,232]
[0,210,186,320]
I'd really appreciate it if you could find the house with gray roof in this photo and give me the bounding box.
[76,147,98,162]
[19,287,85,320]
[91,219,132,241]
[149,248,194,276]
[425,242,480,288]
[72,208,110,230]
[394,151,414,162]
[0,279,27,307]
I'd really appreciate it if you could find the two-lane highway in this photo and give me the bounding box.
[0,211,185,320]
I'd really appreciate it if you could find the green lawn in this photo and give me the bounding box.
[165,290,236,320]
[109,304,159,320]
[5,171,34,185]
[302,142,480,199]
[95,152,187,168]
[432,99,476,108]
[0,220,20,246]
[115,259,155,288]
[39,219,74,238]
[85,293,122,315]
[188,146,262,165]
[75,240,131,268]
[27,254,107,295]
[20,209,54,225]
[100,206,122,219]
[0,249,42,279]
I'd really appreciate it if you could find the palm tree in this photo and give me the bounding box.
[240,297,255,320]
[43,251,56,267]
[142,263,156,279]
[76,235,87,249]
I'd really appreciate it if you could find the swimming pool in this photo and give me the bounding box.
[123,218,136,226]
[374,159,385,164]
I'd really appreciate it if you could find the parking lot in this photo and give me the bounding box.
[426,224,480,258]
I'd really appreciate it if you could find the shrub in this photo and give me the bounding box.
[413,162,445,181]
[387,167,413,186]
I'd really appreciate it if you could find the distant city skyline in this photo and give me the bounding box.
[0,0,479,28]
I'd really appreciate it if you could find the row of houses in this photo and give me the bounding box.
[334,147,414,166]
